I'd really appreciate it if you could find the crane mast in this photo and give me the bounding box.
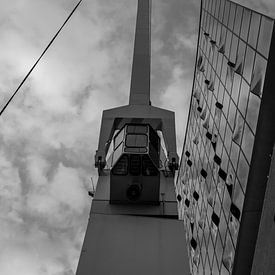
[76,1,189,274]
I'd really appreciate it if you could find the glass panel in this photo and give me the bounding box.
[238,80,249,117]
[232,112,244,146]
[112,154,128,175]
[237,151,249,192]
[233,179,245,215]
[241,123,254,163]
[251,53,267,98]
[219,0,225,22]
[243,46,255,83]
[114,128,124,149]
[240,8,251,41]
[235,40,246,75]
[246,92,261,134]
[223,1,230,25]
[228,3,236,31]
[222,233,234,272]
[234,6,243,35]
[125,134,148,147]
[230,139,240,170]
[230,35,238,65]
[127,125,148,134]
[257,16,274,58]
[225,31,232,58]
[248,12,261,49]
[232,74,241,105]
[228,101,237,130]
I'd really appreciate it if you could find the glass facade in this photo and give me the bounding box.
[176,0,274,274]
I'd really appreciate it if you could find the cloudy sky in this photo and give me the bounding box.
[0,0,274,274]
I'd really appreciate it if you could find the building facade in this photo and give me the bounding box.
[177,0,275,274]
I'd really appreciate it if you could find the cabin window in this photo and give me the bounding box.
[125,134,148,148]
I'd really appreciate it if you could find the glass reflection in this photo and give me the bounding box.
[251,53,267,97]
[243,46,255,83]
[258,16,274,58]
[240,8,251,41]
[246,92,261,133]
[248,12,261,49]
[241,123,254,163]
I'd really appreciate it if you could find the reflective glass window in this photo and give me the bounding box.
[223,1,230,25]
[248,12,261,49]
[234,6,243,35]
[228,100,237,128]
[243,46,255,83]
[229,34,238,65]
[238,80,249,117]
[225,30,232,58]
[246,92,261,134]
[232,74,241,105]
[114,129,124,149]
[223,90,230,118]
[218,0,225,22]
[241,123,254,163]
[125,134,148,147]
[251,53,267,98]
[235,40,246,75]
[127,125,148,134]
[240,8,251,41]
[230,139,240,170]
[228,3,236,31]
[237,151,249,192]
[257,16,274,58]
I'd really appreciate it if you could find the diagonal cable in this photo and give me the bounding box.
[0,0,83,117]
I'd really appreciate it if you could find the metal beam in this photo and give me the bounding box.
[129,0,151,105]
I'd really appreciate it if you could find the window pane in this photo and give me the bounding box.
[257,16,274,58]
[248,12,261,49]
[243,46,255,83]
[237,151,249,192]
[125,134,148,147]
[241,124,254,163]
[112,154,128,175]
[114,129,124,149]
[238,80,249,117]
[127,125,148,134]
[246,92,261,134]
[219,0,225,22]
[234,6,243,35]
[251,53,267,97]
[240,8,251,41]
[223,1,230,25]
[228,3,236,31]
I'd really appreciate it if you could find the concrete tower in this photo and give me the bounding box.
[76,1,189,274]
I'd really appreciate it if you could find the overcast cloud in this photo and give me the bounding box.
[0,0,274,274]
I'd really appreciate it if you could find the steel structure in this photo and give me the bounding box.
[76,1,189,274]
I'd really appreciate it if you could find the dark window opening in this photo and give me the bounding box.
[129,154,141,176]
[112,155,128,175]
[142,155,158,176]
